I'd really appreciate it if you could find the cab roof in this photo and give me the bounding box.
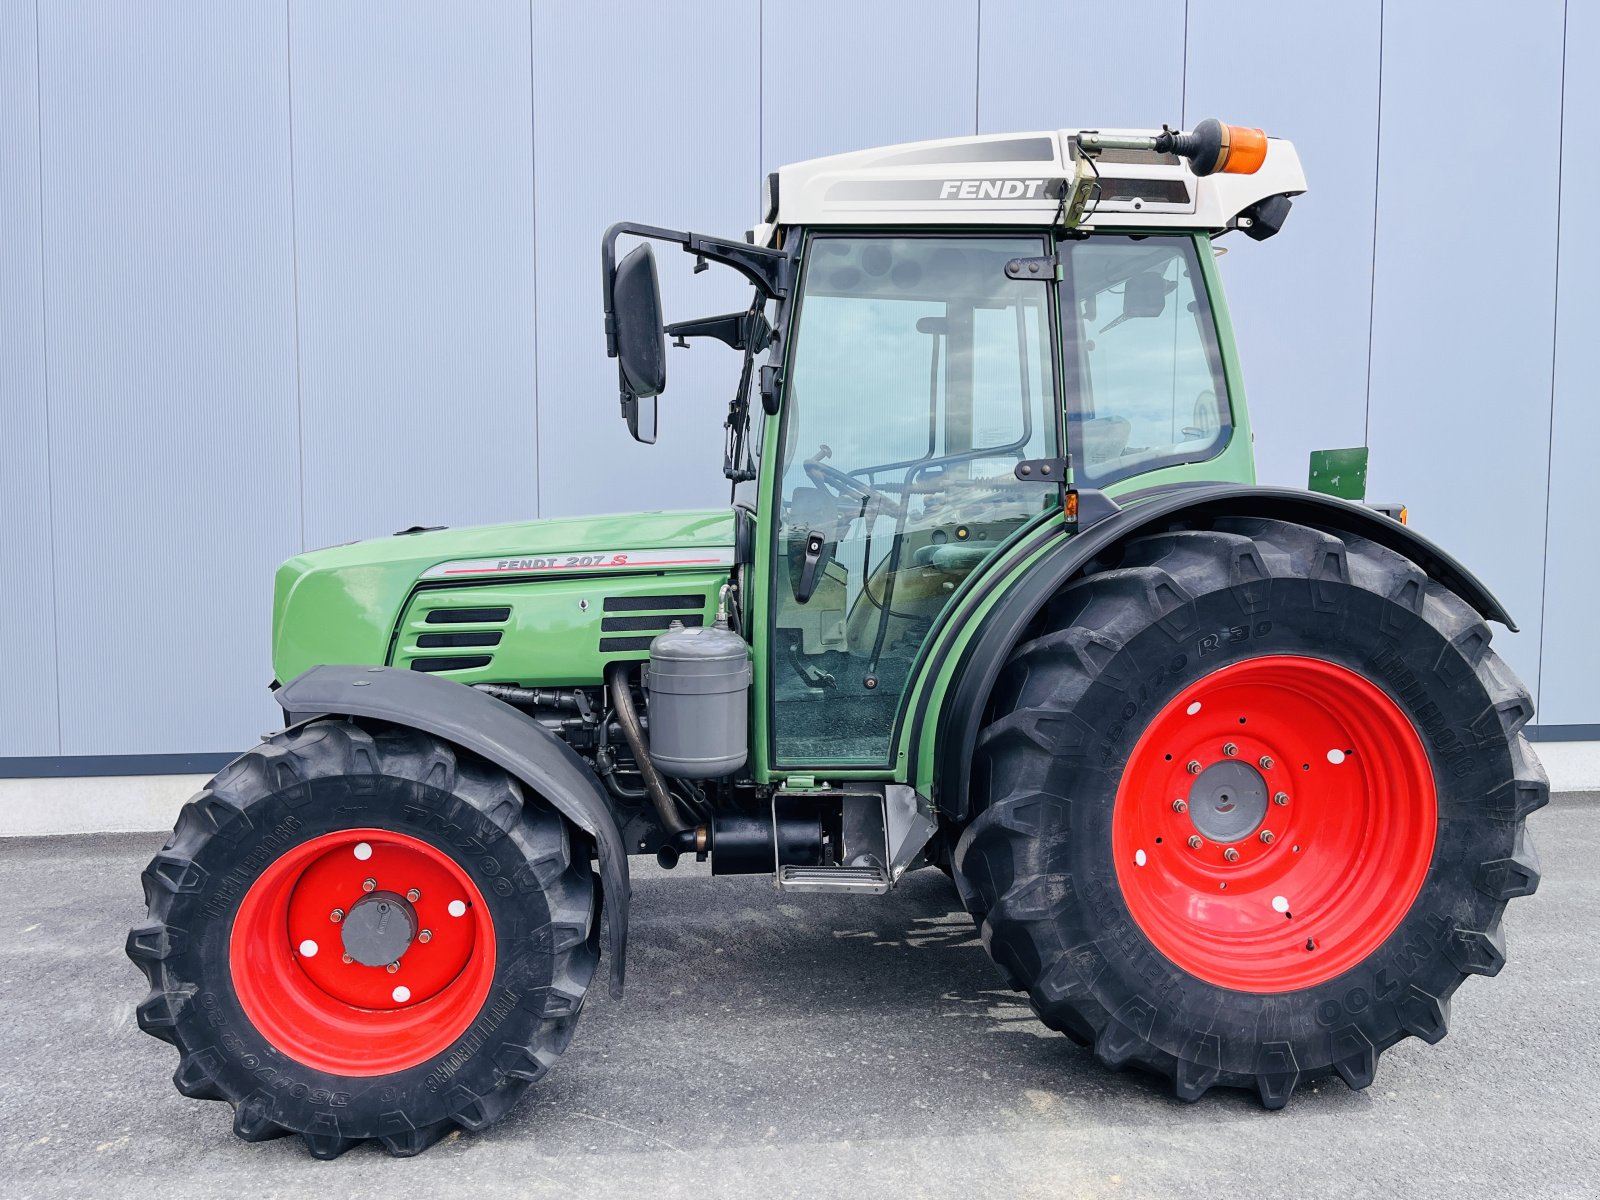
[752,128,1306,244]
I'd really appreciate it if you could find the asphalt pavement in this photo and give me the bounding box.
[1,795,1596,1200]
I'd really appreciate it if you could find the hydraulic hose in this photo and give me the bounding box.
[604,661,691,835]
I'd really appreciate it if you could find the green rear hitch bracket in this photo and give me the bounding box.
[1308,446,1369,502]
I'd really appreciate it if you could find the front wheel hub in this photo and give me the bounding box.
[1112,655,1437,993]
[341,892,417,967]
[230,828,495,1075]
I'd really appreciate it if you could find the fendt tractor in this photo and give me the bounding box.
[130,119,1546,1158]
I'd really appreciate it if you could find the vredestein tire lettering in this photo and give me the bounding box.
[953,517,1546,1107]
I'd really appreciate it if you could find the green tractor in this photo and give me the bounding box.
[129,120,1545,1157]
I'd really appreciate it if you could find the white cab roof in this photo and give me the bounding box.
[754,128,1306,243]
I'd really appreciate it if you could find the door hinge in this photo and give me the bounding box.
[1014,457,1069,481]
[1004,256,1061,282]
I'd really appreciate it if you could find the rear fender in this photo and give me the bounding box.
[934,484,1514,823]
[276,664,630,997]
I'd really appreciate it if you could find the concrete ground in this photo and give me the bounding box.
[1,798,1596,1200]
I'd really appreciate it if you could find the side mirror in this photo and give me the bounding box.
[1100,271,1171,332]
[1123,271,1170,318]
[612,243,666,442]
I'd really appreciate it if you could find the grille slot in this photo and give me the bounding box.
[425,606,511,624]
[602,593,703,612]
[410,655,493,673]
[417,630,502,648]
[598,636,655,652]
[600,613,705,633]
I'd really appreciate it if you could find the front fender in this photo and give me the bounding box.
[276,664,630,997]
[933,484,1514,823]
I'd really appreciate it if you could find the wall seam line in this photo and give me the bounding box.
[31,0,64,755]
[527,1,542,518]
[1180,0,1188,125]
[1534,0,1569,718]
[284,0,307,552]
[758,0,765,186]
[973,0,981,134]
[1362,0,1385,447]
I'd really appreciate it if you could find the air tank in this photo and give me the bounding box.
[646,607,751,780]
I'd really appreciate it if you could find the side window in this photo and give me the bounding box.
[1065,237,1230,485]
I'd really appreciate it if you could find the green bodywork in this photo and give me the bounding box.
[272,509,734,682]
[269,229,1255,797]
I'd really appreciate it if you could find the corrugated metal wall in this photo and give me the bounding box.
[1,0,1591,766]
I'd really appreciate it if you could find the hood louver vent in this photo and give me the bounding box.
[409,605,509,673]
[598,593,707,653]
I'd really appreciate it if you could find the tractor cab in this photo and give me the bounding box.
[602,121,1304,770]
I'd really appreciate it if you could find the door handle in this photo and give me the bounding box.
[794,529,830,604]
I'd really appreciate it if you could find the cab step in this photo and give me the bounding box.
[777,863,890,894]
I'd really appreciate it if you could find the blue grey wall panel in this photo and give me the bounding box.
[0,0,60,755]
[977,0,1185,134]
[34,2,301,754]
[2,4,1596,769]
[764,0,979,173]
[1537,3,1595,727]
[532,1,760,519]
[1184,0,1380,488]
[1365,1,1565,688]
[290,1,542,549]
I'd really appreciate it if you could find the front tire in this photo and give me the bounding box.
[955,518,1545,1106]
[127,719,599,1157]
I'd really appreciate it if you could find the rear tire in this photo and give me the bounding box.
[954,518,1545,1106]
[127,718,598,1157]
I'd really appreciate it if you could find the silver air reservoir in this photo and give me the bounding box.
[645,585,751,779]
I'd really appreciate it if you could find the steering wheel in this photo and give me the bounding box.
[803,446,902,516]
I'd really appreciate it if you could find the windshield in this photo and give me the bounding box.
[1060,235,1232,486]
[771,234,1059,766]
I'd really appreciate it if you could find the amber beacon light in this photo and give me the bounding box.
[1160,118,1269,176]
[1077,118,1270,177]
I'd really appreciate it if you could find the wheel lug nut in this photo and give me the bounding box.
[1172,799,1188,813]
[362,878,376,893]
[406,888,421,903]
[387,962,400,974]
[1222,743,1238,757]
[1186,760,1202,775]
[1223,847,1240,862]
[1273,791,1289,806]
[1187,835,1203,849]
[1259,755,1274,770]
[419,929,432,943]
[329,908,344,923]
[1259,830,1275,844]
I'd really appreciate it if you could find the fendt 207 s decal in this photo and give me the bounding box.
[420,546,737,579]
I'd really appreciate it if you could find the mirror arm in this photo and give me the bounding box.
[665,309,773,353]
[603,221,790,357]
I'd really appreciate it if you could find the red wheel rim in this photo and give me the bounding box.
[1112,655,1436,993]
[230,828,495,1075]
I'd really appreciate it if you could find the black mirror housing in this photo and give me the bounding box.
[613,243,667,400]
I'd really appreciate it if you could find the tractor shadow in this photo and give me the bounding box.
[488,862,1372,1158]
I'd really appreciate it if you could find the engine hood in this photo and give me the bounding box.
[272,508,736,681]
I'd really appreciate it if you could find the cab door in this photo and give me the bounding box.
[762,233,1063,771]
